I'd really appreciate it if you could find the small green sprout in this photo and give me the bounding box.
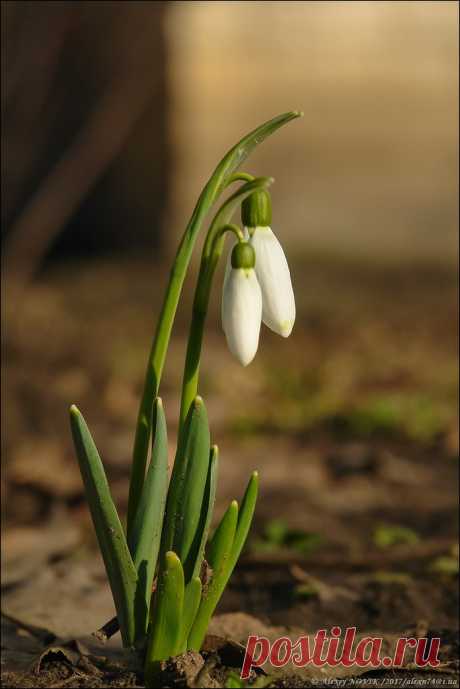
[429,544,459,576]
[429,556,459,576]
[225,671,274,688]
[294,582,320,599]
[252,518,322,555]
[373,524,420,549]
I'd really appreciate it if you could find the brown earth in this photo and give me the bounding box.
[2,254,458,687]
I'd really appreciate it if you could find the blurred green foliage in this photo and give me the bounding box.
[225,671,273,688]
[231,362,455,445]
[293,582,320,599]
[373,524,420,549]
[370,570,413,585]
[251,519,322,555]
[429,544,459,576]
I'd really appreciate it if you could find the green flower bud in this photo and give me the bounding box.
[231,241,256,269]
[241,190,272,228]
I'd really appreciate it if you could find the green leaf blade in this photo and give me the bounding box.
[210,111,303,198]
[144,552,184,684]
[129,397,169,640]
[69,405,137,648]
[207,500,239,571]
[161,397,210,567]
[229,471,259,572]
[187,472,259,652]
[178,576,202,653]
[185,444,219,581]
[187,500,238,651]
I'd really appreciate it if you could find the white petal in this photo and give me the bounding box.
[221,268,262,366]
[250,226,295,337]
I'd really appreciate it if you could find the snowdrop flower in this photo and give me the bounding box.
[221,242,262,366]
[242,191,295,337]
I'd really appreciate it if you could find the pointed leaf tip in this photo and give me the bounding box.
[165,550,181,566]
[69,404,80,417]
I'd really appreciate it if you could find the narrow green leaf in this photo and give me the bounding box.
[145,551,184,683]
[187,472,259,651]
[184,445,219,582]
[207,500,239,570]
[161,397,210,566]
[69,405,137,648]
[128,398,169,641]
[128,111,302,534]
[228,471,259,572]
[187,500,238,651]
[209,111,303,199]
[178,576,202,653]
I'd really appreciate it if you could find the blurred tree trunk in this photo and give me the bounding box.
[2,1,169,282]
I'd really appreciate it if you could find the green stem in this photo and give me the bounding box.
[127,191,246,533]
[178,226,238,429]
[127,110,302,534]
[225,172,255,187]
[178,177,272,428]
[214,223,244,244]
[127,206,207,534]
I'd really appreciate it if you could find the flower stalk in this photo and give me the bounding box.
[127,113,300,534]
[179,177,273,428]
[68,111,302,682]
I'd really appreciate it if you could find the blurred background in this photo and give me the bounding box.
[2,0,459,661]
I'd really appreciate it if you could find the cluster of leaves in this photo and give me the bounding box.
[70,398,257,681]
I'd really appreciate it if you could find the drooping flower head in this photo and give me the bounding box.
[221,241,262,366]
[242,190,296,337]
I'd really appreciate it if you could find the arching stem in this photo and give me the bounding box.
[127,177,253,534]
[178,224,242,429]
[225,172,255,187]
[178,176,273,428]
[126,110,300,535]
